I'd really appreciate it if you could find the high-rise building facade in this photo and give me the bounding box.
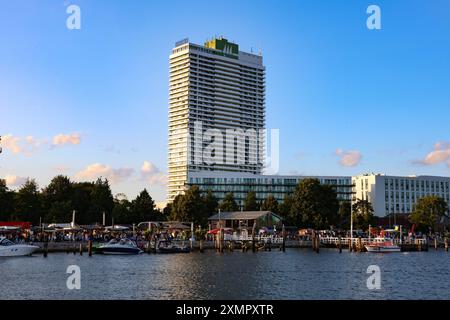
[353,174,450,217]
[188,171,353,208]
[168,37,266,201]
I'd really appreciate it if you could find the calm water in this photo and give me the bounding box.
[1,249,450,300]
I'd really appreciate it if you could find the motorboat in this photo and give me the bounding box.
[96,238,143,255]
[157,240,190,254]
[365,237,401,253]
[0,238,40,257]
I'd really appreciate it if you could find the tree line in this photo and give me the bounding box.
[1,175,447,231]
[0,175,163,225]
[168,178,377,230]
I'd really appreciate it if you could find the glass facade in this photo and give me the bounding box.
[187,175,353,208]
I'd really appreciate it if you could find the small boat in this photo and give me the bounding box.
[365,238,401,253]
[157,240,190,254]
[0,238,40,257]
[96,238,143,255]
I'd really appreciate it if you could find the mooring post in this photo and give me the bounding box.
[338,236,342,253]
[358,237,362,253]
[312,231,316,251]
[282,224,286,252]
[79,243,83,256]
[43,235,48,258]
[88,239,93,257]
[219,229,223,253]
[252,230,256,253]
[445,237,448,252]
[435,237,438,251]
[316,234,320,254]
[190,222,194,252]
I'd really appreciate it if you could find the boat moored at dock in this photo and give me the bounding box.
[95,238,143,255]
[0,238,40,257]
[365,238,401,253]
[157,240,190,254]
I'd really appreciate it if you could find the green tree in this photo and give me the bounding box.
[243,191,259,211]
[71,182,95,224]
[219,192,239,212]
[410,196,449,232]
[278,194,293,223]
[87,178,114,223]
[170,186,207,226]
[13,178,42,224]
[0,179,14,221]
[112,195,131,224]
[170,194,184,221]
[43,175,73,222]
[291,178,339,229]
[352,199,375,230]
[163,202,172,219]
[130,189,156,223]
[261,194,279,213]
[203,190,218,216]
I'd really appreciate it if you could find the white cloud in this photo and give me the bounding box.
[75,163,134,184]
[141,161,167,185]
[336,149,362,167]
[0,134,43,155]
[52,133,81,146]
[3,175,28,187]
[418,141,450,166]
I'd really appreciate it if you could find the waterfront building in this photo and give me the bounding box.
[188,171,353,208]
[168,37,265,201]
[208,210,283,231]
[353,174,450,217]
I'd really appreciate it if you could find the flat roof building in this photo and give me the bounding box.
[168,37,265,202]
[353,174,450,217]
[188,171,353,208]
[208,210,283,230]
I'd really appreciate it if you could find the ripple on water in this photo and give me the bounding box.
[1,249,449,300]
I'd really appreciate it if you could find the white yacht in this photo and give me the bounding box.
[365,237,401,253]
[0,238,40,257]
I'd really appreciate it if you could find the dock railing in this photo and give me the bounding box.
[319,236,427,246]
[222,234,284,244]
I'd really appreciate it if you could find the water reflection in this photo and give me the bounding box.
[1,249,449,300]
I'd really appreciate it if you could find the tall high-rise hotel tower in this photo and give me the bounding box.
[168,37,266,201]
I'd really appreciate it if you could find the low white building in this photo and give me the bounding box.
[353,174,450,217]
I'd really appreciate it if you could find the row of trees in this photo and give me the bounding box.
[1,175,448,231]
[168,179,375,230]
[0,175,163,225]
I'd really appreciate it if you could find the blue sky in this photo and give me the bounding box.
[1,0,450,205]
